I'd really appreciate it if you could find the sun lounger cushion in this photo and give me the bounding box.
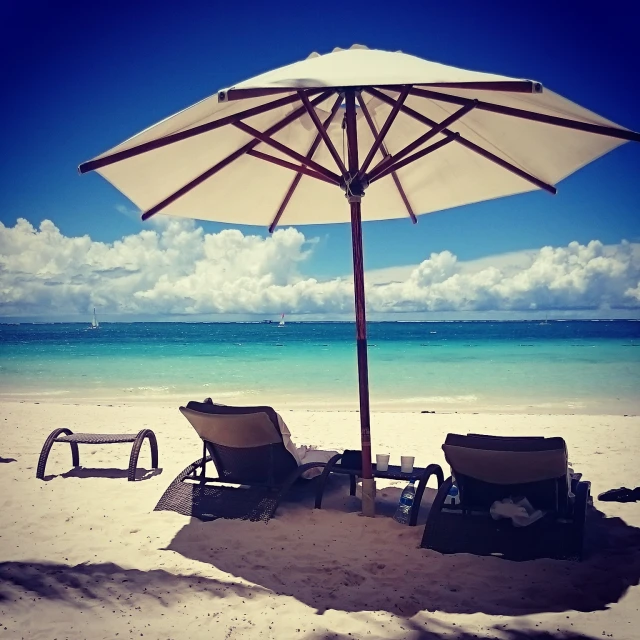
[180,408,282,448]
[443,434,568,485]
[183,401,336,479]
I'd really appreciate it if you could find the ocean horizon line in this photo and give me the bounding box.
[2,318,639,325]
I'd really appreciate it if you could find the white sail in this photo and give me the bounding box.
[278,313,285,327]
[91,308,99,329]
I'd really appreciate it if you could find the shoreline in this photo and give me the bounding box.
[2,392,638,416]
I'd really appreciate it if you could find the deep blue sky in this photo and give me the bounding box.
[1,0,639,279]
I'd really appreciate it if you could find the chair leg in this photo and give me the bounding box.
[409,463,445,526]
[200,442,207,483]
[420,476,453,548]
[128,429,159,481]
[572,481,590,560]
[36,428,78,480]
[179,456,213,482]
[349,474,357,496]
[267,462,329,519]
[314,453,343,509]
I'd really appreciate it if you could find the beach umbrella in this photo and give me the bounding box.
[79,45,639,516]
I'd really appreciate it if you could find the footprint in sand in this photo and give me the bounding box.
[320,566,366,587]
[363,562,387,575]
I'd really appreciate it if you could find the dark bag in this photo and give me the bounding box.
[340,449,362,469]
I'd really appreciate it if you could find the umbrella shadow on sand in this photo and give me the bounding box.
[316,629,608,640]
[0,561,612,640]
[164,474,640,617]
[0,562,616,640]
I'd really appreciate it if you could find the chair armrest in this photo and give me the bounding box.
[296,461,329,476]
[314,453,344,509]
[409,463,444,526]
[420,476,454,547]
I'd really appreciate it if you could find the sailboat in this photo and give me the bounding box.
[278,313,285,328]
[90,307,100,330]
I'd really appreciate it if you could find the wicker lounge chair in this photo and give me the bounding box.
[421,433,591,561]
[154,401,330,522]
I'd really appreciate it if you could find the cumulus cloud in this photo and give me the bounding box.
[368,241,640,313]
[0,218,638,317]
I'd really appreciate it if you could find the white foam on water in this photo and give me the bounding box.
[380,395,479,404]
[0,390,70,396]
[199,389,251,398]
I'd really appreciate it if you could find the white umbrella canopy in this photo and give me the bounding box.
[80,45,639,516]
[82,45,634,227]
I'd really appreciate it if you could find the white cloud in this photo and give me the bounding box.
[367,240,640,313]
[0,218,638,318]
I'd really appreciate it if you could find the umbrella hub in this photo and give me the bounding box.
[340,172,368,202]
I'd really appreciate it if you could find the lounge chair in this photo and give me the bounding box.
[154,401,331,522]
[421,433,591,561]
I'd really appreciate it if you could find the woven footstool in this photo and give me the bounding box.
[36,428,158,481]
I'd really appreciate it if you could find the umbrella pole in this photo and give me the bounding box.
[349,197,375,516]
[345,88,375,516]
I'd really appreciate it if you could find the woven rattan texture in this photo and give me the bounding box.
[56,433,138,444]
[154,458,276,523]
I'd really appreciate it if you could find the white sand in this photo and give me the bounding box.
[1,400,639,640]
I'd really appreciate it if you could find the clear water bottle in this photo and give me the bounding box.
[444,482,460,506]
[393,480,416,525]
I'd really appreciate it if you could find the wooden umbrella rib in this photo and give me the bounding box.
[407,86,640,144]
[269,174,304,234]
[455,135,556,193]
[233,121,341,184]
[420,80,541,93]
[220,80,540,102]
[221,87,305,101]
[390,173,416,222]
[78,91,320,174]
[357,87,410,178]
[270,95,343,233]
[357,93,416,223]
[367,87,557,195]
[367,102,476,183]
[140,90,334,220]
[371,136,458,182]
[247,149,338,184]
[298,91,348,176]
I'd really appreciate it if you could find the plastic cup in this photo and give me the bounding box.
[401,456,415,473]
[376,453,390,472]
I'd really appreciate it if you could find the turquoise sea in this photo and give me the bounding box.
[0,321,639,413]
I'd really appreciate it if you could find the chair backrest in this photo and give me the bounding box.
[442,433,569,511]
[180,402,298,486]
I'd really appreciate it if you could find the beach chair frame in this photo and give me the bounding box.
[420,433,591,561]
[156,402,328,522]
[36,428,158,481]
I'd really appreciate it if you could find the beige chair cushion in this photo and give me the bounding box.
[180,407,281,448]
[443,444,568,485]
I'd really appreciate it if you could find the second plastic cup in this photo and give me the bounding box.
[376,453,390,471]
[401,456,415,473]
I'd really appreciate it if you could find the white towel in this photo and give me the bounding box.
[277,414,338,479]
[490,497,546,527]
